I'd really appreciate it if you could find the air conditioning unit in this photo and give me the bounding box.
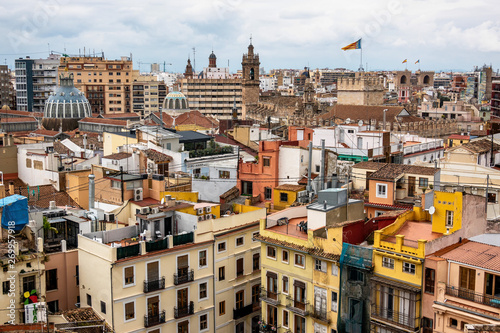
[151,207,160,214]
[140,207,150,215]
[135,188,143,201]
[104,213,115,222]
[205,214,212,220]
[197,208,204,215]
[205,206,212,213]
[198,215,204,222]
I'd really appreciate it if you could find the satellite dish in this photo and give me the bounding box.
[345,118,351,124]
[428,206,435,215]
[358,120,363,127]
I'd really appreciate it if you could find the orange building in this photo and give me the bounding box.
[288,126,314,148]
[238,140,298,203]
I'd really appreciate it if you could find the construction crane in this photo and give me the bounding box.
[138,61,172,73]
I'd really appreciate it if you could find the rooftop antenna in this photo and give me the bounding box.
[192,47,196,74]
[250,34,252,45]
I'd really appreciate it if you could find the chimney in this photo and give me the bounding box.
[88,174,95,210]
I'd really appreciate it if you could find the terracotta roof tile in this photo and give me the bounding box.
[0,109,43,117]
[102,152,132,160]
[369,163,438,180]
[153,110,219,129]
[79,117,127,126]
[254,234,340,261]
[31,129,60,137]
[143,149,172,163]
[439,240,500,271]
[352,161,386,171]
[321,105,427,123]
[275,184,306,192]
[0,117,37,123]
[455,139,500,154]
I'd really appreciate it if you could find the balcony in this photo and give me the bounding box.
[233,304,254,320]
[144,310,165,328]
[310,307,330,324]
[285,295,309,316]
[174,269,194,285]
[174,301,194,319]
[260,287,280,306]
[371,305,419,330]
[259,320,278,333]
[446,285,500,309]
[143,277,165,293]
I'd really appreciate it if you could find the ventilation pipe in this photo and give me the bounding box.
[89,174,95,210]
[320,139,325,190]
[307,141,313,193]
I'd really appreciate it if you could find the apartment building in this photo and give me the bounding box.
[132,75,167,116]
[59,55,138,114]
[77,197,266,332]
[15,55,60,112]
[0,65,16,109]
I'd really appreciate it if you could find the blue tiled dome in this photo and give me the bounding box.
[43,74,91,119]
[162,91,189,112]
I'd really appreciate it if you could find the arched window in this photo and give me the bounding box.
[400,75,407,84]
[423,75,430,85]
[250,68,255,80]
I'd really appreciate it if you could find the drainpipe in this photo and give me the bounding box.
[307,141,312,193]
[320,139,325,190]
[88,174,95,210]
[110,263,115,331]
[212,236,217,333]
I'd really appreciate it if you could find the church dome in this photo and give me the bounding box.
[42,73,91,131]
[1,105,10,110]
[209,51,217,59]
[162,91,189,114]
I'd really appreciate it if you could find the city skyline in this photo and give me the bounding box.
[0,0,499,73]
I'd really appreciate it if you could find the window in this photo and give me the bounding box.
[280,192,288,202]
[219,301,225,315]
[252,232,259,242]
[236,290,244,309]
[236,258,244,277]
[200,313,208,331]
[199,282,208,300]
[236,236,244,247]
[331,291,338,312]
[446,210,454,227]
[422,317,434,333]
[488,193,497,203]
[403,262,416,274]
[294,254,305,268]
[23,276,35,293]
[382,257,394,269]
[263,157,270,167]
[46,269,58,291]
[485,273,500,297]
[449,318,458,328]
[218,266,225,281]
[348,268,364,282]
[47,300,58,313]
[283,276,289,294]
[282,250,289,263]
[199,250,207,268]
[111,180,121,189]
[124,266,134,286]
[219,170,230,179]
[87,293,92,306]
[26,158,32,168]
[460,266,476,291]
[315,165,320,173]
[124,301,135,321]
[376,183,387,198]
[253,253,260,271]
[283,310,289,328]
[218,241,226,253]
[76,265,79,285]
[425,268,435,294]
[100,301,106,314]
[2,281,8,294]
[267,246,276,259]
[315,259,326,272]
[236,322,244,333]
[265,187,272,200]
[252,284,260,305]
[332,264,339,276]
[419,178,428,188]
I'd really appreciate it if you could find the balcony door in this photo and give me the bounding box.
[398,290,414,326]
[177,320,188,333]
[314,286,327,315]
[408,177,416,197]
[147,295,160,317]
[177,288,188,309]
[177,255,189,277]
[147,261,159,282]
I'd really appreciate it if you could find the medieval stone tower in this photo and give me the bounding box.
[241,40,260,119]
[337,73,385,105]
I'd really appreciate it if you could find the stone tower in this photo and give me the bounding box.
[337,73,385,106]
[241,40,260,120]
[184,58,193,78]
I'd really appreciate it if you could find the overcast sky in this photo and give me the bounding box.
[1,0,499,74]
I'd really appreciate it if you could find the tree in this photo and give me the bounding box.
[42,216,58,239]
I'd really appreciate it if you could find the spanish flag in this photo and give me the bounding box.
[342,39,361,51]
[415,59,420,64]
[402,59,407,64]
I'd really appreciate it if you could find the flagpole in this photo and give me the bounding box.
[360,47,363,72]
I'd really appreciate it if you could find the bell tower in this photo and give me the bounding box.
[241,37,260,120]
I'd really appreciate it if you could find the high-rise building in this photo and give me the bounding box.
[15,54,60,112]
[132,74,167,116]
[0,65,15,109]
[59,55,138,114]
[492,81,500,116]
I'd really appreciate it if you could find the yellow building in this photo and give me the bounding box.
[273,184,306,211]
[78,195,265,333]
[103,131,139,156]
[255,188,365,333]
